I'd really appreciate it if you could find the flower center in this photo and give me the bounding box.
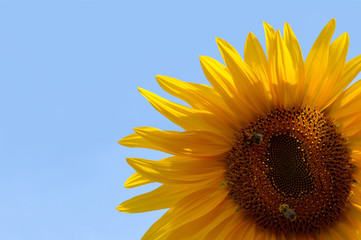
[267,133,315,198]
[226,106,352,235]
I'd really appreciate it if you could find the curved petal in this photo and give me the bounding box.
[341,54,361,87]
[216,37,271,115]
[142,187,228,240]
[138,87,234,139]
[318,228,336,240]
[343,204,361,237]
[318,33,350,109]
[304,19,336,109]
[283,22,304,77]
[126,156,225,185]
[202,213,243,240]
[244,32,269,92]
[225,218,254,240]
[328,33,349,81]
[119,132,159,149]
[119,127,231,157]
[328,227,350,240]
[165,199,239,239]
[345,203,361,235]
[283,22,305,106]
[351,150,361,168]
[117,185,189,213]
[336,215,361,240]
[199,55,253,126]
[268,30,299,107]
[124,172,154,188]
[263,21,276,62]
[156,75,240,131]
[240,224,258,239]
[350,183,361,206]
[330,80,361,146]
[328,80,361,124]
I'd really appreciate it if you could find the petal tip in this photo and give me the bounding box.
[247,32,256,39]
[125,157,138,167]
[199,55,206,62]
[133,127,149,134]
[215,37,227,47]
[116,204,126,212]
[215,37,222,45]
[155,75,164,81]
[155,75,169,86]
[137,87,145,93]
[118,135,130,146]
[326,18,336,30]
[263,21,272,29]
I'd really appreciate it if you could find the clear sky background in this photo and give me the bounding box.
[1,1,361,240]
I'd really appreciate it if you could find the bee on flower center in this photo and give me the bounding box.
[279,204,297,221]
[244,130,264,145]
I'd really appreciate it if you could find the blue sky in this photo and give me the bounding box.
[0,1,360,240]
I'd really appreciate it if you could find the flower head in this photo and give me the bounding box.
[118,19,361,239]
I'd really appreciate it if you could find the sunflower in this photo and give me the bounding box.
[118,19,361,239]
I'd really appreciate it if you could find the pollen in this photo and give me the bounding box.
[226,106,353,235]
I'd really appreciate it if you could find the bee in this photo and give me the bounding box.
[245,130,264,145]
[279,204,297,221]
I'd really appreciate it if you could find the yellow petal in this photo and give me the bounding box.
[318,32,350,108]
[341,120,361,144]
[328,80,361,124]
[226,218,253,240]
[341,79,361,111]
[263,21,276,61]
[118,132,158,149]
[346,203,361,231]
[353,171,361,186]
[328,33,349,84]
[139,87,209,130]
[254,229,267,240]
[142,187,228,240]
[216,37,271,114]
[165,199,238,239]
[283,22,305,106]
[329,80,361,141]
[344,204,361,236]
[126,156,225,185]
[341,54,361,87]
[156,75,240,130]
[304,19,336,108]
[203,213,244,240]
[336,215,361,240]
[138,87,234,138]
[124,172,154,188]
[119,127,231,157]
[241,224,258,239]
[351,150,361,168]
[305,18,336,75]
[330,222,355,240]
[351,184,361,205]
[117,185,188,213]
[283,22,304,76]
[199,55,252,125]
[244,32,269,89]
[275,30,297,84]
[269,30,299,107]
[319,228,335,240]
